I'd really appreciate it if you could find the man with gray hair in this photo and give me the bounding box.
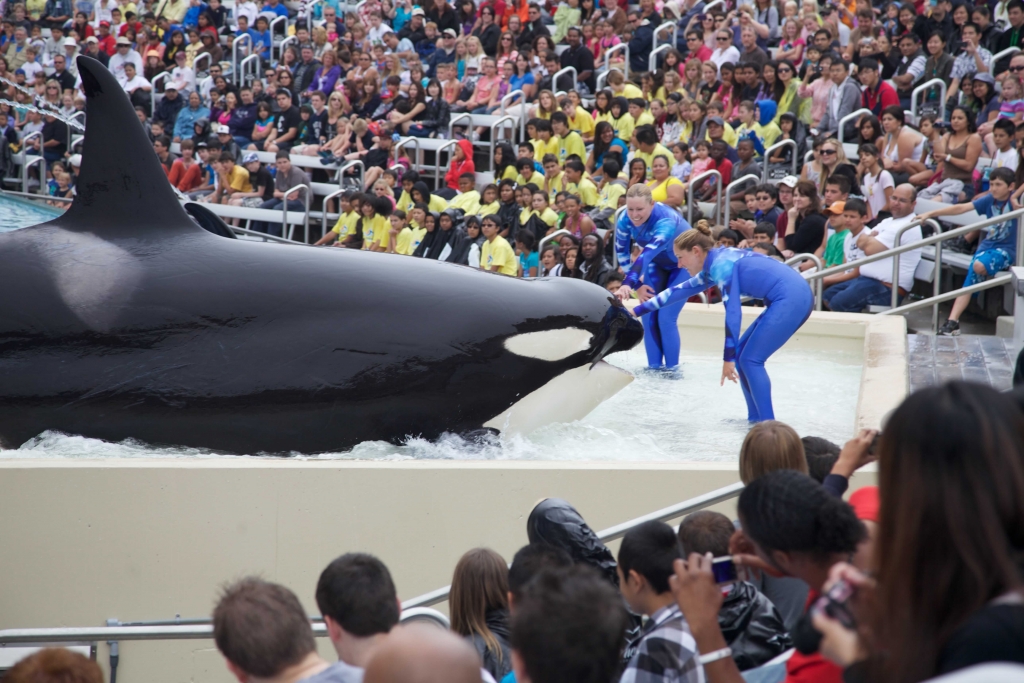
[823,184,923,312]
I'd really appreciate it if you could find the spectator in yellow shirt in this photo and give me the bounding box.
[515,156,543,189]
[564,159,600,209]
[607,69,643,101]
[449,173,482,214]
[633,125,674,181]
[315,191,360,246]
[480,214,518,275]
[389,210,415,255]
[542,154,566,205]
[627,98,655,128]
[531,118,561,160]
[550,112,587,165]
[560,95,595,143]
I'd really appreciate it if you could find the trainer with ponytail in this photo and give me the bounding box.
[633,222,813,421]
[613,184,693,369]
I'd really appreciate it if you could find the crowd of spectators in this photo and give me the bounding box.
[7,380,1024,683]
[5,0,1024,322]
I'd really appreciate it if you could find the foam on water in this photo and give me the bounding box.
[1,343,861,462]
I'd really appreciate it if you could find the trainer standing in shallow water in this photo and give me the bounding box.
[632,223,813,422]
[613,185,692,369]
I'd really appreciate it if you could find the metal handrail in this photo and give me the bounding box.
[649,44,674,74]
[435,139,461,188]
[232,33,252,85]
[552,66,577,96]
[270,15,288,55]
[909,77,946,122]
[333,159,364,191]
[231,226,302,243]
[489,115,515,167]
[447,112,473,141]
[281,183,311,243]
[0,608,450,646]
[539,228,571,254]
[595,67,622,92]
[837,108,871,145]
[320,187,347,238]
[278,35,298,68]
[239,53,261,88]
[395,137,421,169]
[151,72,172,117]
[785,253,823,310]
[654,21,678,50]
[192,52,212,77]
[991,46,1021,75]
[603,43,629,80]
[879,273,1013,316]
[20,133,44,195]
[500,89,527,141]
[687,169,722,224]
[722,173,760,228]
[703,0,725,12]
[762,139,797,181]
[402,481,746,609]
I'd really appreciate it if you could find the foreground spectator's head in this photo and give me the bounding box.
[801,436,841,483]
[617,520,681,614]
[873,382,1024,681]
[511,566,629,683]
[213,578,318,682]
[450,547,511,669]
[507,542,573,610]
[737,470,864,585]
[363,624,481,683]
[3,648,103,683]
[678,510,735,557]
[316,553,400,667]
[738,420,808,485]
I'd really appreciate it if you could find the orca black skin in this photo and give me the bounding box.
[0,56,643,454]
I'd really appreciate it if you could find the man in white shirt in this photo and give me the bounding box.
[108,35,143,80]
[169,49,196,93]
[118,61,152,108]
[709,28,740,75]
[823,184,923,312]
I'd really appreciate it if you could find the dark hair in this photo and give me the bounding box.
[859,114,882,143]
[738,470,866,559]
[508,543,573,600]
[678,510,735,557]
[801,436,841,483]
[510,566,630,683]
[315,553,400,636]
[858,142,881,159]
[617,521,680,594]
[718,228,741,243]
[990,166,1016,186]
[635,125,658,147]
[516,229,536,249]
[874,382,1024,682]
[753,221,777,239]
[550,111,569,127]
[859,57,879,72]
[578,233,606,284]
[843,197,868,216]
[603,157,621,179]
[516,156,536,172]
[994,117,1017,138]
[213,578,317,677]
[372,195,393,217]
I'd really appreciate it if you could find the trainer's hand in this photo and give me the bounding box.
[615,284,633,301]
[721,361,738,386]
[635,285,655,302]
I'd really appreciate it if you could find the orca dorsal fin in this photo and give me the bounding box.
[60,56,198,234]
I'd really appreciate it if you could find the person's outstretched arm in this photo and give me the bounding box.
[633,270,708,315]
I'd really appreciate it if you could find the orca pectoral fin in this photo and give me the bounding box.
[483,361,633,435]
[184,203,239,239]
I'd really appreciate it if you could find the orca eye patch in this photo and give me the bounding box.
[504,329,594,361]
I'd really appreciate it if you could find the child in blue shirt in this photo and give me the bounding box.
[515,230,539,277]
[918,166,1019,336]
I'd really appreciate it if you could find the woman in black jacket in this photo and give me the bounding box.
[471,5,501,57]
[781,179,826,257]
[576,233,613,287]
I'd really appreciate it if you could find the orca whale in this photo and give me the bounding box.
[0,56,643,454]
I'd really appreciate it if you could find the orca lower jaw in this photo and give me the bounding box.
[482,360,633,435]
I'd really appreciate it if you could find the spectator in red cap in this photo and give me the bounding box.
[96,20,116,55]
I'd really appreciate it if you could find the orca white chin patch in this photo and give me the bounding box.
[503,328,594,362]
[484,361,633,435]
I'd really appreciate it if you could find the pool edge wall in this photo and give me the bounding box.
[0,309,899,683]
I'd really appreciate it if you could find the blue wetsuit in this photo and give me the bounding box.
[615,203,692,368]
[635,248,813,421]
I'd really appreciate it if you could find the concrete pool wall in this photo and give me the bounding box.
[0,308,903,683]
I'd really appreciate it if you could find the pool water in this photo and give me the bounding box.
[0,195,62,231]
[1,343,862,462]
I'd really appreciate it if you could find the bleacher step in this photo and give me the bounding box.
[907,334,1017,392]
